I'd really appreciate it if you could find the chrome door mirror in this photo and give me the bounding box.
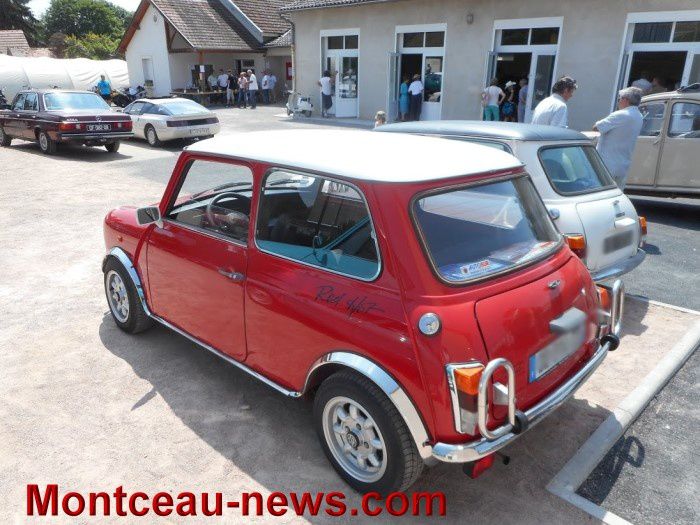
[136,206,163,228]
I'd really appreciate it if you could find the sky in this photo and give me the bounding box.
[29,0,141,16]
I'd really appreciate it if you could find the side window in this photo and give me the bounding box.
[127,102,144,115]
[256,170,380,280]
[639,102,666,136]
[12,94,26,111]
[667,102,700,138]
[23,93,38,111]
[167,159,254,243]
[142,103,161,115]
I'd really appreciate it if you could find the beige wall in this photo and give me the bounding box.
[290,0,699,129]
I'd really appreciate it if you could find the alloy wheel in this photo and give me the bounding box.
[106,270,130,323]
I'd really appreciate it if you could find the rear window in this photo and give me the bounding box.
[539,145,615,195]
[161,99,207,115]
[413,176,561,284]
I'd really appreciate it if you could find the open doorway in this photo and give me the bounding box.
[400,54,422,84]
[495,53,531,87]
[628,51,688,91]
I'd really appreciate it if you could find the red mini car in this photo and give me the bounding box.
[102,130,623,494]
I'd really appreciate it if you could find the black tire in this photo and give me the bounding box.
[0,126,11,147]
[105,141,120,153]
[313,369,423,494]
[303,110,312,117]
[145,125,161,147]
[103,257,154,334]
[38,130,57,154]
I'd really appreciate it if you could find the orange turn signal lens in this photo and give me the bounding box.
[454,366,484,395]
[564,234,587,259]
[639,216,647,236]
[597,286,611,311]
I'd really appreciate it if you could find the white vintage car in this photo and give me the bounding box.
[378,121,646,282]
[122,97,220,147]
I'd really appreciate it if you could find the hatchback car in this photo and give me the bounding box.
[102,130,622,494]
[378,121,647,282]
[122,97,220,147]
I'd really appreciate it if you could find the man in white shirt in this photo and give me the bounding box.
[517,78,528,123]
[408,74,424,121]
[318,70,333,117]
[262,71,271,104]
[207,72,218,91]
[246,69,258,109]
[631,71,653,95]
[593,87,644,189]
[481,78,505,121]
[531,76,577,128]
[269,73,277,103]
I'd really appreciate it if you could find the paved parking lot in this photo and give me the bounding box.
[1,106,699,523]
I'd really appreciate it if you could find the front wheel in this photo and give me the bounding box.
[313,370,423,494]
[0,126,11,147]
[105,141,120,153]
[104,258,153,334]
[38,130,57,154]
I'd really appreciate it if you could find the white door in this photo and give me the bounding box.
[421,55,443,121]
[526,53,556,122]
[335,54,359,118]
[387,52,400,121]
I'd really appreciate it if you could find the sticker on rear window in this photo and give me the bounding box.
[439,259,508,281]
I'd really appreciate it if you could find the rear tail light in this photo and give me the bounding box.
[597,286,611,312]
[564,234,587,259]
[116,120,132,131]
[448,364,484,435]
[638,216,647,247]
[58,121,82,132]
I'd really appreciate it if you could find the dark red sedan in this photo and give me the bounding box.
[0,89,133,154]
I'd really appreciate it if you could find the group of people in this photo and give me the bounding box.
[481,77,529,123]
[631,71,671,95]
[206,68,278,109]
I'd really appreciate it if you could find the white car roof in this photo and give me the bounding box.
[186,130,522,183]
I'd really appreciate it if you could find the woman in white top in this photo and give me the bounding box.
[481,78,505,121]
[318,70,333,118]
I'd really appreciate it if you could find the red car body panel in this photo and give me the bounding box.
[104,151,602,446]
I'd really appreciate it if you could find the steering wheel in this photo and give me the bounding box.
[205,192,251,235]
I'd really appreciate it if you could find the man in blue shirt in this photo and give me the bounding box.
[97,75,111,102]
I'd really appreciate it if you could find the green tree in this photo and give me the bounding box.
[42,0,132,40]
[63,32,120,60]
[0,0,40,44]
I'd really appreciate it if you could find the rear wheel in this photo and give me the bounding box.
[38,130,57,154]
[105,141,120,153]
[0,126,11,147]
[313,370,423,494]
[145,125,161,147]
[104,258,153,334]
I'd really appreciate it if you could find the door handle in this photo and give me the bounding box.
[218,269,245,282]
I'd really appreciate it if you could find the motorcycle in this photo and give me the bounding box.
[286,90,314,117]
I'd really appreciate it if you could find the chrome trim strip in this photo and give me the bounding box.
[306,352,432,459]
[432,339,611,463]
[60,132,134,140]
[591,248,646,282]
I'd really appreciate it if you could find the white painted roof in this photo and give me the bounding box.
[185,129,522,183]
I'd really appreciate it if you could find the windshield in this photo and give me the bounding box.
[161,99,207,115]
[44,92,111,111]
[413,176,561,284]
[539,145,615,195]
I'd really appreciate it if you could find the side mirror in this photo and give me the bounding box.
[136,206,163,228]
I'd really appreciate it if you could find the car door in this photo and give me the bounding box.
[125,101,146,137]
[4,93,26,137]
[654,100,700,190]
[19,92,39,139]
[145,156,254,360]
[627,100,667,187]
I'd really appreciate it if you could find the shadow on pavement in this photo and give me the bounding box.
[629,197,700,232]
[619,294,649,338]
[9,140,133,162]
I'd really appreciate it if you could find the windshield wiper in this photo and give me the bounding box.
[192,182,252,199]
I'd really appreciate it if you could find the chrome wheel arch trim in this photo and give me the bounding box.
[103,247,152,316]
[304,352,432,459]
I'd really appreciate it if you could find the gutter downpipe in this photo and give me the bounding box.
[280,12,296,93]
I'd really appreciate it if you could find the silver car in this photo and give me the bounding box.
[123,97,220,147]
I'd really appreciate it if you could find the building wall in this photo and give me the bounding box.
[124,4,172,96]
[289,0,699,130]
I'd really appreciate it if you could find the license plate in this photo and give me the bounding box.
[529,322,586,382]
[87,124,111,132]
[604,230,634,253]
[190,127,209,135]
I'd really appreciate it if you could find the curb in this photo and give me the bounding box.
[547,317,700,524]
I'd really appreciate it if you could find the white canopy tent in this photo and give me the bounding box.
[0,55,129,101]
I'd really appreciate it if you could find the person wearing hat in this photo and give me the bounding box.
[408,74,424,121]
[502,80,517,122]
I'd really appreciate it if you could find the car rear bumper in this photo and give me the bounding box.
[590,248,646,282]
[158,123,220,141]
[58,132,134,142]
[431,280,623,464]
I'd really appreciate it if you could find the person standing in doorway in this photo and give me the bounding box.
[517,78,529,123]
[399,76,410,121]
[502,81,517,122]
[262,71,271,104]
[648,76,666,94]
[593,87,644,189]
[631,71,652,95]
[318,70,333,118]
[237,72,248,108]
[481,78,504,121]
[226,69,235,107]
[207,71,218,91]
[247,70,258,109]
[531,76,577,128]
[408,74,424,121]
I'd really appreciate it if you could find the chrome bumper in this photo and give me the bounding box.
[590,248,646,282]
[60,132,134,141]
[432,280,624,464]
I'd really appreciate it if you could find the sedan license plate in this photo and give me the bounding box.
[529,323,586,382]
[190,127,209,135]
[604,230,634,254]
[87,124,111,132]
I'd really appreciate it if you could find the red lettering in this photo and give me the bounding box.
[289,492,324,516]
[88,492,110,516]
[27,484,58,516]
[241,492,263,516]
[113,486,127,516]
[61,492,85,517]
[266,492,288,516]
[201,492,222,516]
[152,492,173,516]
[324,492,346,517]
[128,492,149,516]
[361,492,382,516]
[413,492,446,516]
[386,492,408,516]
[176,492,197,516]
